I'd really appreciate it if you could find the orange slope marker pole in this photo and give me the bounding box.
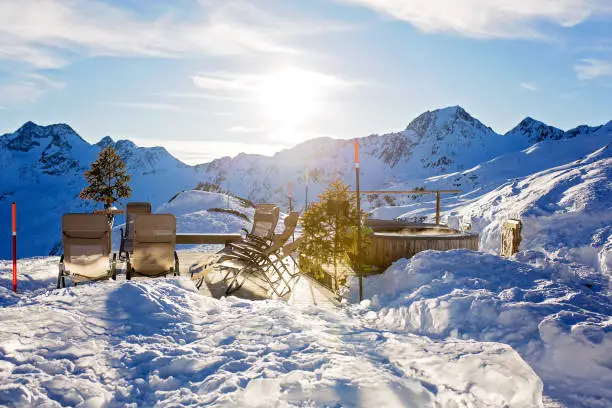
[354,140,363,301]
[12,202,17,293]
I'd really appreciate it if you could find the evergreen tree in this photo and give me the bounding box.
[298,179,369,291]
[79,145,132,209]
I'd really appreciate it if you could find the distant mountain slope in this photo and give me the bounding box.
[0,122,204,258]
[371,134,612,275]
[195,106,604,207]
[0,106,609,258]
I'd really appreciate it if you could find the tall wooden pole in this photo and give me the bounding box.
[354,140,363,302]
[304,170,309,212]
[435,191,441,225]
[227,176,231,209]
[12,202,17,293]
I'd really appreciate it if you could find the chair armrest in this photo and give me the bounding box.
[282,237,302,256]
[245,234,272,246]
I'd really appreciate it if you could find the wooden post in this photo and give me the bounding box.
[304,170,309,212]
[354,140,363,302]
[501,219,522,257]
[435,191,441,225]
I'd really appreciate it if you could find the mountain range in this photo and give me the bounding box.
[1,105,610,258]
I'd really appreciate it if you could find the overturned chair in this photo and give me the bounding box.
[119,202,152,261]
[58,213,117,288]
[220,212,301,298]
[126,214,179,280]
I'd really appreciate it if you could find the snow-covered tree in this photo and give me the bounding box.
[79,145,132,209]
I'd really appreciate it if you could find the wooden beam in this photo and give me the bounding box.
[348,190,461,195]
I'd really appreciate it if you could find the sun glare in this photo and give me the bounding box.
[258,68,325,129]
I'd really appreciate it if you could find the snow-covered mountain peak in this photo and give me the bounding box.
[1,121,87,152]
[404,105,493,140]
[565,124,605,139]
[504,117,565,144]
[96,136,115,147]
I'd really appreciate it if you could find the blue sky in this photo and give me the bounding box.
[0,0,611,163]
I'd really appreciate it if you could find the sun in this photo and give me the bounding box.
[258,68,323,129]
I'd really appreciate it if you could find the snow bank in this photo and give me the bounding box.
[0,257,544,407]
[452,145,612,275]
[112,190,256,252]
[157,190,253,234]
[347,250,612,407]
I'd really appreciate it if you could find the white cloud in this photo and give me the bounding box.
[24,73,66,89]
[155,91,252,103]
[574,59,612,80]
[192,73,259,92]
[0,0,310,68]
[105,102,184,111]
[192,68,363,94]
[227,126,265,133]
[520,83,539,91]
[0,73,66,106]
[339,0,612,39]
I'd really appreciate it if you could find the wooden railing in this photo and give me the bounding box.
[350,190,461,224]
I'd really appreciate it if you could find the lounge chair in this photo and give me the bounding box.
[58,213,117,288]
[240,204,281,245]
[126,214,179,279]
[214,203,280,259]
[119,202,152,261]
[190,204,281,289]
[222,212,301,297]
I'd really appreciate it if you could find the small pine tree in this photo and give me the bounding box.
[298,179,369,291]
[79,145,132,209]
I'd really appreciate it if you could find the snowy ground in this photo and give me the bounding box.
[2,144,610,406]
[0,258,543,407]
[346,250,612,407]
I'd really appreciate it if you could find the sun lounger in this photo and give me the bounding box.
[242,204,281,244]
[58,213,116,288]
[126,214,179,279]
[119,202,151,260]
[221,212,301,297]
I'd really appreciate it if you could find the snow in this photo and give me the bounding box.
[0,258,544,407]
[346,250,612,407]
[1,108,611,407]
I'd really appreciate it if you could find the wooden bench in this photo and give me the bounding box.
[176,233,242,245]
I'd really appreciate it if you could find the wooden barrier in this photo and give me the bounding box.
[176,233,242,245]
[363,231,479,269]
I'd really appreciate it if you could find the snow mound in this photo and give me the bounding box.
[0,257,544,407]
[452,143,612,274]
[347,250,612,407]
[112,190,255,251]
[157,190,253,234]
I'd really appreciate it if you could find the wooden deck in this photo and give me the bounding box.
[177,251,340,308]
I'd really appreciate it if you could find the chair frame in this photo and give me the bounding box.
[125,213,180,280]
[57,213,117,288]
[221,213,301,298]
[119,202,152,261]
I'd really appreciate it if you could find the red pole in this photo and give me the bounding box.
[354,140,363,302]
[12,202,17,293]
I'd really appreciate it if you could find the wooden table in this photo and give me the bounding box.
[176,233,242,245]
